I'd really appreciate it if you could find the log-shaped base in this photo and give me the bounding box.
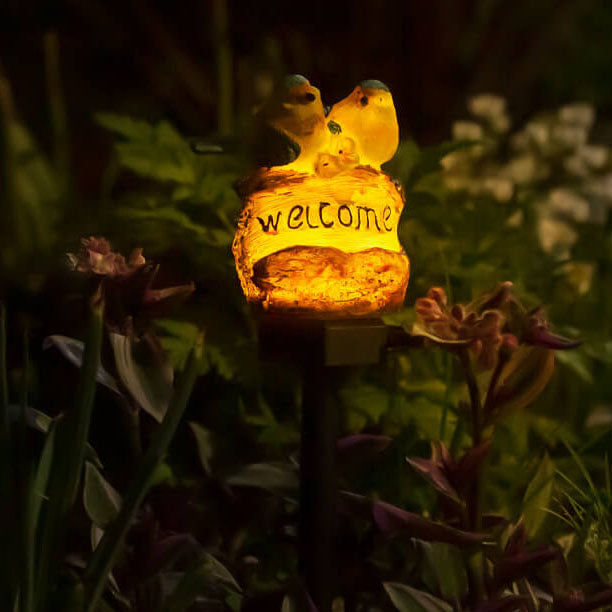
[253,246,410,317]
[233,166,410,317]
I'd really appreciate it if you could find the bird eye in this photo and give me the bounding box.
[304,92,316,102]
[360,95,368,106]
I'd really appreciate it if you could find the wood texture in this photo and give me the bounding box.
[233,166,410,316]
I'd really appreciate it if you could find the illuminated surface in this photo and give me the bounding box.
[232,77,409,317]
[253,246,409,316]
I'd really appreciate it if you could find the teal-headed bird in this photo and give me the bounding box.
[253,74,329,171]
[326,79,399,169]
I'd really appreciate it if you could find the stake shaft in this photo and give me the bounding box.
[299,362,338,611]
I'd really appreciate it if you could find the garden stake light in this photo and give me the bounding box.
[232,75,408,611]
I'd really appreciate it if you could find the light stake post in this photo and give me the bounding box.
[232,76,409,610]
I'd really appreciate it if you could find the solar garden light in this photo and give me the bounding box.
[233,75,409,610]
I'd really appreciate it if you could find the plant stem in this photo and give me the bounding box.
[458,348,485,604]
[459,349,482,447]
[83,332,203,612]
[0,303,7,440]
[121,397,142,459]
[64,288,105,512]
[0,303,12,606]
[19,328,35,612]
[482,353,509,425]
[439,351,453,440]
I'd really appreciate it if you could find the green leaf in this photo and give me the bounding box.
[340,383,389,430]
[384,582,453,612]
[189,422,214,474]
[96,113,196,184]
[382,307,415,328]
[160,553,241,612]
[421,542,468,602]
[43,335,122,395]
[522,453,554,538]
[226,463,298,495]
[23,406,52,433]
[0,302,8,448]
[95,113,154,140]
[156,318,234,378]
[407,139,477,188]
[383,138,421,182]
[206,344,235,380]
[486,347,556,425]
[31,419,58,533]
[392,395,457,441]
[37,293,104,605]
[117,207,232,247]
[411,322,471,346]
[281,592,318,612]
[281,596,296,612]
[1,115,61,260]
[109,332,174,422]
[89,526,125,600]
[83,332,204,612]
[156,319,200,370]
[555,349,593,384]
[115,141,195,184]
[83,462,122,529]
[198,552,241,593]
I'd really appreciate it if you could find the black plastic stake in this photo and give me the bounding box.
[299,360,337,610]
[258,314,388,611]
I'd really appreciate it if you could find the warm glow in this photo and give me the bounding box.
[233,77,410,316]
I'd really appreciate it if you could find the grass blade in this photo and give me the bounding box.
[61,289,105,509]
[18,329,34,612]
[0,302,7,443]
[36,289,104,610]
[0,302,13,605]
[83,331,204,612]
[31,420,58,537]
[564,440,601,506]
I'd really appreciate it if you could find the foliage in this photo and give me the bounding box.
[2,66,612,612]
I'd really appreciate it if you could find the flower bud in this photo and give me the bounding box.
[427,287,448,306]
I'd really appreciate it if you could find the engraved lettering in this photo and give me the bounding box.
[257,212,282,232]
[383,205,393,231]
[256,202,396,234]
[319,202,334,228]
[356,206,380,231]
[287,205,304,229]
[305,205,319,228]
[338,204,353,227]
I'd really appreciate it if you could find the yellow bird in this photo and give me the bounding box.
[327,80,399,170]
[254,74,329,172]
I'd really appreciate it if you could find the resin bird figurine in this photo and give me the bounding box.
[252,74,329,172]
[326,79,399,169]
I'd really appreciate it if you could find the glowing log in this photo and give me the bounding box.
[233,166,409,316]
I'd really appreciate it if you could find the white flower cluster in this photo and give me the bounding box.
[441,97,612,293]
[442,94,514,203]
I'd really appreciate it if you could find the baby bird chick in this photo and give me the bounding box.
[254,74,329,172]
[327,80,399,169]
[315,129,360,177]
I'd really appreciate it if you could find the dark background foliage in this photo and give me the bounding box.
[2,1,612,610]
[3,0,612,181]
